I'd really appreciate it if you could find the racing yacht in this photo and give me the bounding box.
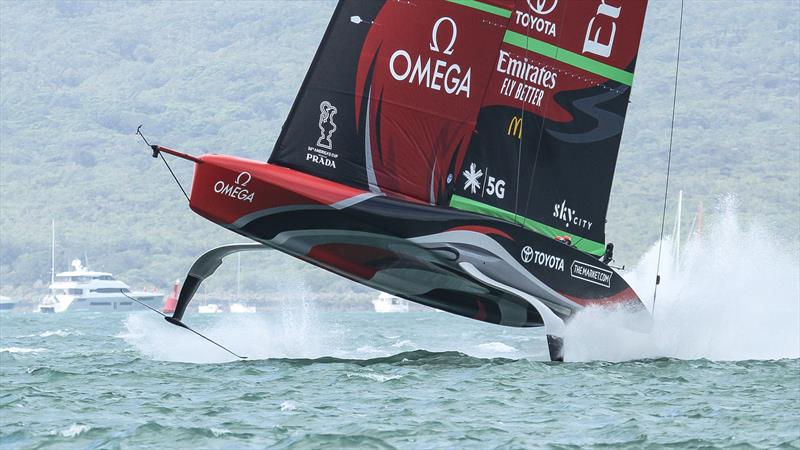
[148,0,653,361]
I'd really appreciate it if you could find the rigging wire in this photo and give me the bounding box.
[158,153,190,203]
[120,289,167,317]
[120,289,247,360]
[136,125,190,203]
[652,0,685,316]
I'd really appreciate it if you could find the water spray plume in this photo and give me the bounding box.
[565,196,800,362]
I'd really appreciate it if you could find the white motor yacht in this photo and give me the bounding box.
[371,292,409,313]
[38,259,162,313]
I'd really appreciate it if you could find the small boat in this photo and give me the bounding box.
[197,303,223,314]
[229,303,256,313]
[0,295,17,312]
[162,280,180,314]
[372,292,409,313]
[38,259,162,313]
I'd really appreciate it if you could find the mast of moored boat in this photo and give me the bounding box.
[236,252,241,302]
[50,219,55,284]
[672,190,683,271]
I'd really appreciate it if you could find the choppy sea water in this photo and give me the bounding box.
[1,309,798,449]
[2,201,799,449]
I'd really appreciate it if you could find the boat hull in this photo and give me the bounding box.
[184,155,648,330]
[0,301,16,312]
[372,299,409,313]
[38,295,162,313]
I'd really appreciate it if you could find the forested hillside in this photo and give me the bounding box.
[1,0,798,302]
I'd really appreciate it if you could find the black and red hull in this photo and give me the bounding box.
[182,153,647,337]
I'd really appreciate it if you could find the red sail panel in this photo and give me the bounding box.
[269,0,514,205]
[354,1,513,203]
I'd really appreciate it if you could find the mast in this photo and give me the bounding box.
[50,219,55,284]
[672,190,683,270]
[236,252,241,302]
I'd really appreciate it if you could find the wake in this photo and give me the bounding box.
[564,196,800,362]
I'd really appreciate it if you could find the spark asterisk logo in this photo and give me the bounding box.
[462,163,483,194]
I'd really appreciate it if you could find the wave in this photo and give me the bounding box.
[130,421,256,440]
[345,371,403,383]
[477,342,517,353]
[279,400,296,411]
[1,347,47,354]
[269,349,519,368]
[37,329,84,338]
[51,424,91,438]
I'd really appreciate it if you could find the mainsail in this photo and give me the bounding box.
[269,0,649,255]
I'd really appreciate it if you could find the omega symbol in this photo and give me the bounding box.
[429,17,457,55]
[236,171,252,187]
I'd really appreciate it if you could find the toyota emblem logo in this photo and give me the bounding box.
[527,0,558,15]
[521,246,534,263]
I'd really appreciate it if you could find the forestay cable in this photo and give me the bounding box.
[136,125,190,202]
[653,0,685,315]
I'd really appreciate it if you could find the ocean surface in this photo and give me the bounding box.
[1,309,798,449]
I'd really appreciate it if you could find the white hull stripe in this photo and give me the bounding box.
[330,192,383,210]
[460,262,565,337]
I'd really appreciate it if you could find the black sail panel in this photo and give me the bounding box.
[268,1,384,189]
[450,0,648,256]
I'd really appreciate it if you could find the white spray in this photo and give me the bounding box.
[564,196,800,362]
[120,276,332,363]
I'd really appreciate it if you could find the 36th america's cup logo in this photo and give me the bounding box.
[316,101,338,150]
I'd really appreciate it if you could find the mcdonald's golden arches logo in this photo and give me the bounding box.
[507,116,523,139]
